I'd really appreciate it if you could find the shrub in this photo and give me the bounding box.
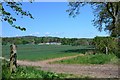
[93,36,118,54]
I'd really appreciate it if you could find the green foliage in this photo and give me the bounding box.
[2,36,93,47]
[67,2,120,37]
[93,36,118,54]
[2,62,66,79]
[55,54,118,64]
[2,2,34,31]
[61,37,93,46]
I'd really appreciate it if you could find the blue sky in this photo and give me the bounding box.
[2,2,109,38]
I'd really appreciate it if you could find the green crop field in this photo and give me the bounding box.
[2,44,93,61]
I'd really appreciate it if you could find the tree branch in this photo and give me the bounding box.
[115,2,119,16]
[106,3,115,20]
[109,3,114,15]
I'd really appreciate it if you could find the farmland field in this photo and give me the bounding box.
[2,44,119,78]
[2,44,93,61]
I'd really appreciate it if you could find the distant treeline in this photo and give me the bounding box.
[2,36,93,46]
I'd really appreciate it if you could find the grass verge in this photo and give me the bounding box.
[54,53,118,64]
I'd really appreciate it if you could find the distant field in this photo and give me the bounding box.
[2,45,93,61]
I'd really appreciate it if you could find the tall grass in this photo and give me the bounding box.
[55,54,118,64]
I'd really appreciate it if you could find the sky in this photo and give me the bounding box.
[2,2,109,38]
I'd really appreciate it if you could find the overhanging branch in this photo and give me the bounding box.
[106,3,115,19]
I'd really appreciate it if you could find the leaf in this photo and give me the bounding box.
[4,18,7,21]
[13,18,16,21]
[12,25,26,31]
[8,19,13,25]
[0,4,2,9]
[21,28,26,31]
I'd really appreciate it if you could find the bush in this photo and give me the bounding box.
[93,36,118,54]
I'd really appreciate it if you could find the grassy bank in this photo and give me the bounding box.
[54,54,118,64]
[2,61,68,79]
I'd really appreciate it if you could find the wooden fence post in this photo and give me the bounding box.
[10,43,17,73]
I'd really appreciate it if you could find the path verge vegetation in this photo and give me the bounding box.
[54,54,118,64]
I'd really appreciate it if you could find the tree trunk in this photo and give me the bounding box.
[115,15,119,37]
[105,47,108,54]
[10,44,17,73]
[113,2,119,37]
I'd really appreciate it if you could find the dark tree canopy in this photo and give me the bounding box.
[67,2,120,37]
[1,1,34,31]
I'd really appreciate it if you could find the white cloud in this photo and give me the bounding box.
[45,32,51,36]
[43,32,65,37]
[16,34,19,37]
[35,32,40,35]
[45,32,50,35]
[29,32,40,36]
[29,34,33,36]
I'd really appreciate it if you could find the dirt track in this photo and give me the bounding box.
[17,54,119,78]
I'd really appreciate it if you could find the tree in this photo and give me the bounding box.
[67,1,120,37]
[93,36,118,54]
[1,1,34,31]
